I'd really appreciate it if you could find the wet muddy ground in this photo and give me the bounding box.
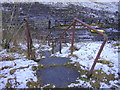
[37,57,80,87]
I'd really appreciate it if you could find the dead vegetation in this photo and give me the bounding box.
[26,80,41,88]
[5,77,20,88]
[69,62,119,88]
[0,66,12,70]
[10,66,29,75]
[0,55,16,61]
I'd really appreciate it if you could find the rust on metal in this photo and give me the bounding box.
[59,41,62,54]
[74,18,108,77]
[52,40,55,54]
[24,18,35,59]
[71,21,76,54]
[74,18,104,36]
[30,18,107,77]
[58,21,75,40]
[58,18,107,77]
[88,36,107,77]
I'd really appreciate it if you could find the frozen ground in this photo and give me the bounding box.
[0,43,52,88]
[0,40,119,88]
[52,41,120,88]
[46,2,118,12]
[0,49,38,88]
[1,1,118,13]
[0,59,38,88]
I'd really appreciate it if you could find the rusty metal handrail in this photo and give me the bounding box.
[74,18,108,77]
[58,18,108,77]
[26,17,108,77]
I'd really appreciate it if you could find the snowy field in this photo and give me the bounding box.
[0,40,119,88]
[0,43,52,88]
[0,49,38,88]
[52,41,119,88]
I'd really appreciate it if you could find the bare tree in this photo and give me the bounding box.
[2,3,26,49]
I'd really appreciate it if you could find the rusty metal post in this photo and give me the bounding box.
[88,34,108,77]
[75,18,104,36]
[59,41,62,54]
[48,38,50,46]
[57,22,75,40]
[54,18,107,77]
[48,20,51,29]
[24,18,30,57]
[24,18,35,59]
[71,22,76,54]
[74,18,108,77]
[52,40,54,54]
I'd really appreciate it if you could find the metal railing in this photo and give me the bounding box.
[58,18,108,77]
[25,18,108,77]
[24,18,35,60]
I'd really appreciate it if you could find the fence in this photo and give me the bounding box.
[32,19,84,29]
[57,18,107,77]
[34,20,51,29]
[24,18,108,77]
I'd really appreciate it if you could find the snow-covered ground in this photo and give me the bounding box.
[0,49,38,88]
[42,1,119,13]
[0,59,38,88]
[0,40,119,88]
[1,0,119,13]
[0,41,54,88]
[52,41,119,88]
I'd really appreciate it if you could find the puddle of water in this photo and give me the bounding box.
[37,66,80,87]
[39,57,69,66]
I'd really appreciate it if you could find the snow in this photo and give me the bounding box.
[0,49,38,88]
[33,43,52,51]
[42,1,119,13]
[81,75,87,78]
[0,42,55,88]
[100,82,110,88]
[41,84,50,88]
[78,2,118,13]
[0,40,119,88]
[19,43,27,50]
[1,0,119,14]
[68,79,92,88]
[53,41,119,88]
